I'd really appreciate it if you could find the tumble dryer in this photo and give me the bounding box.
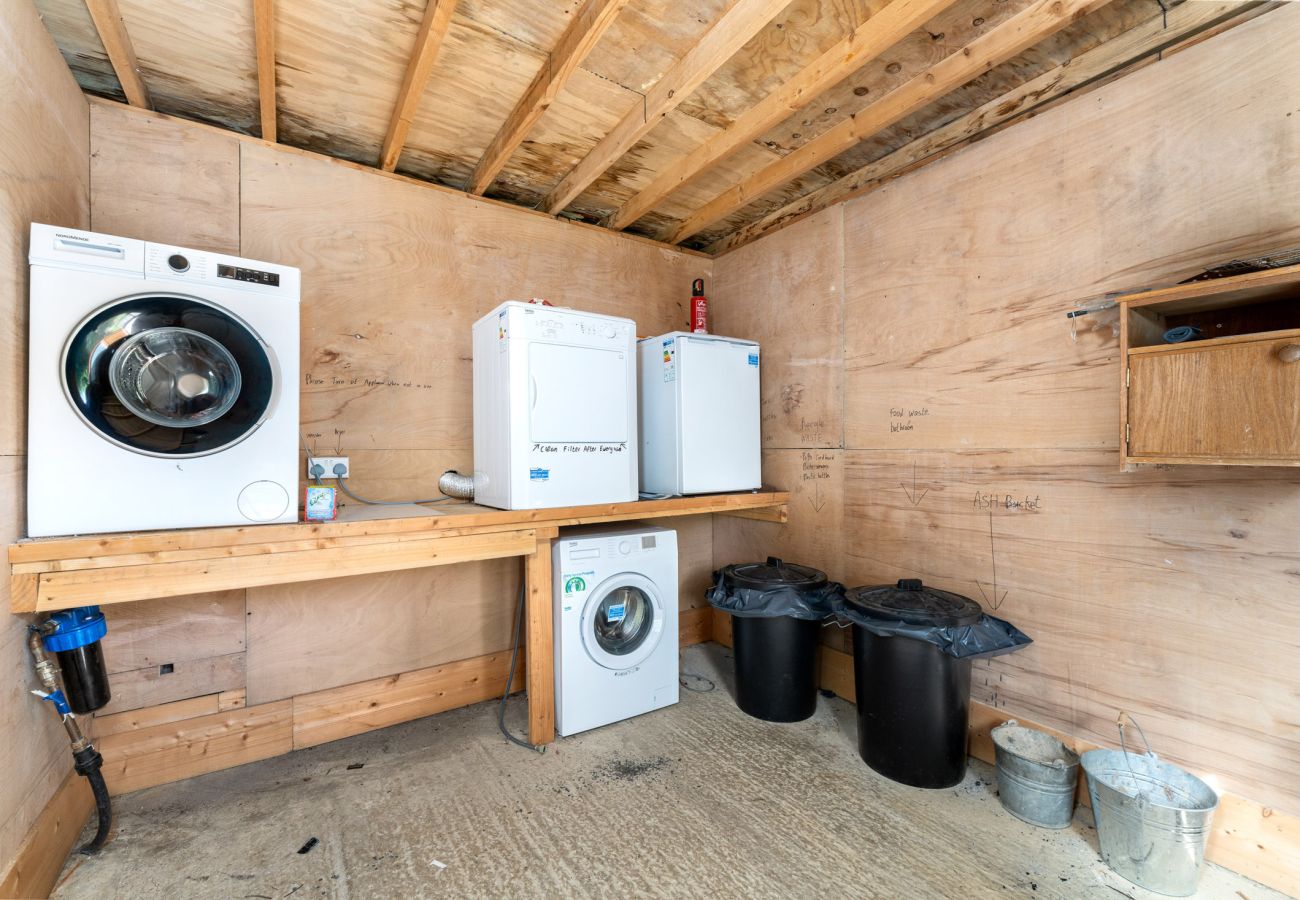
[27,224,300,537]
[553,524,678,736]
[471,301,637,510]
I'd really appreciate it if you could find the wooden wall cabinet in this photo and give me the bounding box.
[1119,264,1300,468]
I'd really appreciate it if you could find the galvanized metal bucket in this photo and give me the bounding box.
[991,721,1079,829]
[1081,720,1219,897]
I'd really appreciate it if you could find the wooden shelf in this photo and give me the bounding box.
[1126,326,1300,357]
[8,491,788,612]
[1117,262,1300,313]
[9,490,788,748]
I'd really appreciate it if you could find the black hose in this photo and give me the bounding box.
[497,566,544,753]
[73,746,111,854]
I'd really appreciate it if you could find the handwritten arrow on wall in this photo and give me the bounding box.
[900,462,929,506]
[975,508,1008,611]
[808,479,827,513]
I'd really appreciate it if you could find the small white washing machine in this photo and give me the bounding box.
[27,223,300,537]
[553,524,679,736]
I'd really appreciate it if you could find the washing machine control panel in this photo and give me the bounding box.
[140,243,299,297]
[565,533,659,562]
[217,263,280,286]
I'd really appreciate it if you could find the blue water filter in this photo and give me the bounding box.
[42,606,110,714]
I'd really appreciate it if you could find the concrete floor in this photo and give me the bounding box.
[54,645,1281,900]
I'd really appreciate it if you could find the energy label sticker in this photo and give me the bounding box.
[662,338,676,382]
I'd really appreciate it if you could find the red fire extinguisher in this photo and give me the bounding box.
[690,278,709,334]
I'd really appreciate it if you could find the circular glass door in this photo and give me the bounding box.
[63,294,276,457]
[581,574,665,671]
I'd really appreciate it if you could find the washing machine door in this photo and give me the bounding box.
[63,294,277,457]
[580,572,666,671]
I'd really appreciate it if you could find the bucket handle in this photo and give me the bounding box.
[1117,711,1155,760]
[1117,712,1156,798]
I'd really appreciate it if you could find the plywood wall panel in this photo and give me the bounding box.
[713,207,844,450]
[0,0,89,878]
[240,142,706,455]
[1,17,89,459]
[841,10,1300,452]
[245,559,518,704]
[838,448,1300,811]
[89,103,240,253]
[713,449,845,577]
[715,6,1300,820]
[99,590,246,674]
[97,652,246,716]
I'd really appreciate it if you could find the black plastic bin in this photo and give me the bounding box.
[733,615,822,722]
[840,579,1031,789]
[708,558,843,723]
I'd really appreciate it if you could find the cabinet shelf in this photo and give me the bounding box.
[1117,263,1300,469]
[1126,327,1300,357]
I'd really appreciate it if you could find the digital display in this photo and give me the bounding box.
[218,263,280,286]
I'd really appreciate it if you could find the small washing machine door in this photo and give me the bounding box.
[580,572,666,671]
[63,293,278,457]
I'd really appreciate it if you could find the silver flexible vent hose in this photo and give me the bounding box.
[438,470,475,500]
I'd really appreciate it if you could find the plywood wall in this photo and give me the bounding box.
[0,0,90,877]
[714,6,1300,815]
[85,102,713,714]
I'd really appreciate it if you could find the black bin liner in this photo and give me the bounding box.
[708,558,845,723]
[834,579,1031,659]
[839,578,1032,788]
[707,557,845,620]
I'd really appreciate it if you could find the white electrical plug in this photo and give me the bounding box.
[307,456,349,479]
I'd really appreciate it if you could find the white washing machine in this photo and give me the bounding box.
[553,524,679,736]
[27,223,300,537]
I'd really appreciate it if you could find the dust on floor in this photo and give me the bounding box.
[52,645,1282,900]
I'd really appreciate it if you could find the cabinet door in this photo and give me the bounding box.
[1128,335,1300,461]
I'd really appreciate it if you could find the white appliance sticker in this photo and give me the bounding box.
[497,311,508,351]
[662,338,676,382]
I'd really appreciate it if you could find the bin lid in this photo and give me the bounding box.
[845,579,982,627]
[723,557,827,591]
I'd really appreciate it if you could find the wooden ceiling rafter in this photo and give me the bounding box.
[83,0,151,108]
[605,0,964,233]
[666,0,1116,244]
[379,0,461,173]
[540,0,794,216]
[706,0,1274,255]
[468,0,632,196]
[253,0,276,142]
[36,0,1278,255]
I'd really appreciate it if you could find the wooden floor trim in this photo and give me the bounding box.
[95,611,713,796]
[0,772,93,900]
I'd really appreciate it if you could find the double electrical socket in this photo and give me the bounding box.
[307,456,350,479]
